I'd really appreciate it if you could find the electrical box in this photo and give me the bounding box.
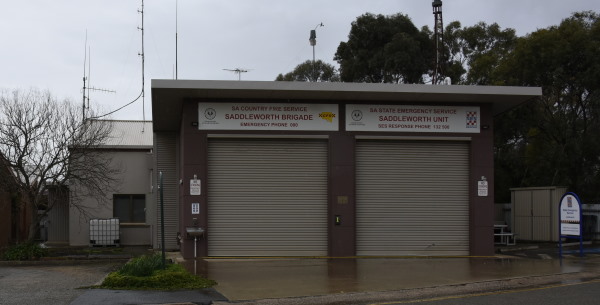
[192,202,200,214]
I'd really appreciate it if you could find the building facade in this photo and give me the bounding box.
[151,80,541,259]
[47,120,155,247]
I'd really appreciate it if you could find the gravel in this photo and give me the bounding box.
[0,261,123,305]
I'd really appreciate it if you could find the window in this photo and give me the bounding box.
[113,194,146,223]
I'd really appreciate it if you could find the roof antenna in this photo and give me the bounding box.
[82,30,115,122]
[432,0,445,85]
[223,68,251,81]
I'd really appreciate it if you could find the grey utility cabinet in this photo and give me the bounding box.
[511,186,567,242]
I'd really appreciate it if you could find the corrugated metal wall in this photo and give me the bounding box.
[154,132,179,250]
[207,139,328,256]
[355,140,470,256]
[47,195,69,243]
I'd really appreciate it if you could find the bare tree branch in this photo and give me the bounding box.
[0,88,120,241]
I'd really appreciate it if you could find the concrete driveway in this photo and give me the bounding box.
[186,256,588,301]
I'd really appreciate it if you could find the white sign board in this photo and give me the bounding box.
[191,203,200,215]
[560,193,581,236]
[198,103,339,131]
[346,104,481,133]
[190,179,201,196]
[477,180,488,197]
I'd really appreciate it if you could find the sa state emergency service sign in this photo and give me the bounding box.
[198,102,338,131]
[346,104,481,133]
[560,192,582,236]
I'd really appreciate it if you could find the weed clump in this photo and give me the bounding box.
[100,253,216,290]
[1,243,48,260]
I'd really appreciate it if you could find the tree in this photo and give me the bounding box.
[0,88,119,240]
[493,12,600,202]
[276,60,340,82]
[443,21,517,85]
[334,13,433,84]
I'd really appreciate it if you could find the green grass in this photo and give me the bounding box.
[99,253,216,290]
[118,252,164,276]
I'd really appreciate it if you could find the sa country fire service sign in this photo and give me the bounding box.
[198,102,338,131]
[346,104,481,133]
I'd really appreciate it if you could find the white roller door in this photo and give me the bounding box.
[208,138,328,256]
[356,140,470,256]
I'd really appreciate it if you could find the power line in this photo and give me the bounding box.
[90,90,143,119]
[91,0,145,121]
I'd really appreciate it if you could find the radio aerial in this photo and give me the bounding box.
[223,68,251,81]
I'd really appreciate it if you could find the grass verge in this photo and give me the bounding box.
[98,253,216,290]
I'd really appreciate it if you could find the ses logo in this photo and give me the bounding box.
[466,111,478,128]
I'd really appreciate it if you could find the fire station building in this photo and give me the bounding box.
[151,80,540,259]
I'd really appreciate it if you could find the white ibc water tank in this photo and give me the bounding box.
[89,218,120,246]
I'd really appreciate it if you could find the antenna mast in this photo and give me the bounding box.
[432,0,445,85]
[82,31,115,121]
[175,0,178,79]
[83,31,88,120]
[138,0,146,126]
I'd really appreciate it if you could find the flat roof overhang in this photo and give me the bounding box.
[151,79,541,132]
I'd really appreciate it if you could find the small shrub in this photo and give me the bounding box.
[118,253,164,277]
[2,243,48,261]
[101,261,216,290]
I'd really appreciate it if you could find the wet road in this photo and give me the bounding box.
[368,279,600,305]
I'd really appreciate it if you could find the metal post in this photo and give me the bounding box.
[159,171,166,268]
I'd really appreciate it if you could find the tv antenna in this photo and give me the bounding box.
[82,30,115,121]
[223,68,251,81]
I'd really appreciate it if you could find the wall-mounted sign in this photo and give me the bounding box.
[346,104,480,133]
[477,180,488,197]
[559,192,581,236]
[198,103,339,131]
[190,179,201,196]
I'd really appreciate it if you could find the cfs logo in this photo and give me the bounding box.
[319,112,336,123]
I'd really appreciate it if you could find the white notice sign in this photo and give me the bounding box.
[478,180,488,197]
[198,103,339,131]
[346,104,480,133]
[190,179,201,196]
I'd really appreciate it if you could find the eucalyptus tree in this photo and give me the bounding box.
[334,13,433,84]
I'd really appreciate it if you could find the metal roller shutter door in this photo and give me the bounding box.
[356,140,469,256]
[208,139,328,256]
[155,132,179,250]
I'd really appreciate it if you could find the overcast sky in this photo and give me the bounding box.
[2,0,599,120]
